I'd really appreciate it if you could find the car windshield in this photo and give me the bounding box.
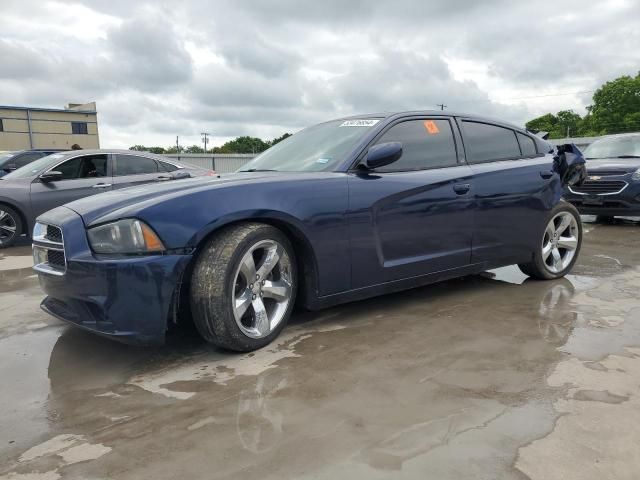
[0,152,16,167]
[238,119,382,172]
[3,153,67,179]
[584,135,640,159]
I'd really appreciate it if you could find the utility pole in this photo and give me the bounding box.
[566,126,570,138]
[176,136,180,152]
[201,132,212,154]
[437,103,447,111]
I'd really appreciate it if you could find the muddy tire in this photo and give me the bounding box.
[518,201,582,280]
[190,223,297,352]
[0,205,22,249]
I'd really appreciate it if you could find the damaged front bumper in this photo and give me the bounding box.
[35,207,192,345]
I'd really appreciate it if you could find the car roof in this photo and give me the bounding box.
[47,149,182,164]
[334,110,528,133]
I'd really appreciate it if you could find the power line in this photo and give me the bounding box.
[450,90,597,106]
[494,90,595,101]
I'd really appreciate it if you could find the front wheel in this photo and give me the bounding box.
[518,202,582,280]
[0,206,22,248]
[190,223,297,352]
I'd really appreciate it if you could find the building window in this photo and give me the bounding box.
[0,119,4,132]
[72,122,88,134]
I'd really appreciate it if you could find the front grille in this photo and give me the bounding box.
[47,250,66,269]
[587,170,630,177]
[33,223,66,275]
[45,225,63,243]
[571,180,627,195]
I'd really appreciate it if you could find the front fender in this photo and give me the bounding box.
[136,176,351,297]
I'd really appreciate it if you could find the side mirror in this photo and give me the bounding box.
[39,171,63,183]
[5,163,17,172]
[363,142,403,170]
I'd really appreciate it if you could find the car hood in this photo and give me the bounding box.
[585,159,640,173]
[62,171,341,226]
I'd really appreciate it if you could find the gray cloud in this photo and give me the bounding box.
[0,0,638,148]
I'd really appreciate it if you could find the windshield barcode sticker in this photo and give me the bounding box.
[340,119,380,127]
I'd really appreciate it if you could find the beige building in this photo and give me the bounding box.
[0,102,99,151]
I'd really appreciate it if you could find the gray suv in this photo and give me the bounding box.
[0,149,212,247]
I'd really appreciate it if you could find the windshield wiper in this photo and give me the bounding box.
[238,168,278,172]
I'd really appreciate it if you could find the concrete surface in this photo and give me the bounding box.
[1,216,639,479]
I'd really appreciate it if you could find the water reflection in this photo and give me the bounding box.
[236,371,287,454]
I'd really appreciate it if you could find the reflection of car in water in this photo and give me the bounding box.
[535,278,577,345]
[33,112,586,352]
[564,133,640,220]
[236,372,287,454]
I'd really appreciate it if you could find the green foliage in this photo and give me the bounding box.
[212,136,270,154]
[525,72,640,138]
[269,132,292,146]
[590,73,640,134]
[130,132,293,155]
[185,145,204,153]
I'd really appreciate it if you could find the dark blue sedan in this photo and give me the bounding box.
[33,111,586,351]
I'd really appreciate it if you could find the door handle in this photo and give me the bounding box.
[540,170,554,179]
[92,183,112,188]
[453,183,471,195]
[157,175,172,181]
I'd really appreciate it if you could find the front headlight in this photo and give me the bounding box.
[87,219,165,254]
[632,168,640,181]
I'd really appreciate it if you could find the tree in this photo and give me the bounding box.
[526,113,558,136]
[129,145,147,151]
[524,72,640,138]
[213,136,270,154]
[185,145,204,153]
[555,110,582,138]
[590,72,640,134]
[269,133,292,146]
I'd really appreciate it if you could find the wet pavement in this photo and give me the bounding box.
[1,217,639,479]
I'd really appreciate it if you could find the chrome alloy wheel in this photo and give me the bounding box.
[0,209,17,244]
[542,212,579,274]
[232,239,294,339]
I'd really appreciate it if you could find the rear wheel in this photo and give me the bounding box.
[0,206,22,248]
[190,223,297,352]
[519,202,582,280]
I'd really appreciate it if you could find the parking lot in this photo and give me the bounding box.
[0,216,638,479]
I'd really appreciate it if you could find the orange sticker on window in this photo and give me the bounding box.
[423,120,440,134]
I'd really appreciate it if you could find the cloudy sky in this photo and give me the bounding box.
[1,0,638,148]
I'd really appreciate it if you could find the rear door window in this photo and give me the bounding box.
[372,119,458,172]
[115,155,159,176]
[158,161,179,172]
[517,133,538,157]
[461,121,521,163]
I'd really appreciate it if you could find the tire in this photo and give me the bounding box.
[0,205,22,249]
[190,223,297,352]
[518,201,582,280]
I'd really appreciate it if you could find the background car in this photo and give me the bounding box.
[564,133,640,220]
[32,111,585,352]
[0,149,214,247]
[0,149,66,177]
